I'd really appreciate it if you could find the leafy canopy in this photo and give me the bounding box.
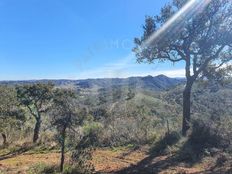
[134,0,232,81]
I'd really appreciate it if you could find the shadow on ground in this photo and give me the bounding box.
[0,143,36,161]
[114,131,232,174]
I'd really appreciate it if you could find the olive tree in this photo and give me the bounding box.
[0,86,24,145]
[133,0,232,135]
[51,89,83,172]
[16,83,54,143]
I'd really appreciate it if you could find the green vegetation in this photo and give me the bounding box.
[0,0,232,173]
[133,0,232,136]
[0,77,232,173]
[16,83,54,143]
[0,86,24,146]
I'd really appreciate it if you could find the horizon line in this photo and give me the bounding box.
[0,74,185,82]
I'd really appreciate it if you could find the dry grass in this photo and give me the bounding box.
[0,146,147,174]
[0,153,59,174]
[0,146,230,174]
[93,146,148,173]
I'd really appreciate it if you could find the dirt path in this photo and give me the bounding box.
[0,147,215,174]
[0,153,59,174]
[0,147,147,174]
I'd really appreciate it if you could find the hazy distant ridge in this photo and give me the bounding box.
[0,75,185,91]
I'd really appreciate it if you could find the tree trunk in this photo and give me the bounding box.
[1,133,7,146]
[182,79,193,136]
[33,117,41,143]
[60,126,66,173]
[166,120,170,135]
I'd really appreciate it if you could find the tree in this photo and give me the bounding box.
[126,88,135,100]
[98,88,107,104]
[133,0,232,135]
[0,86,24,146]
[51,89,83,172]
[16,83,54,143]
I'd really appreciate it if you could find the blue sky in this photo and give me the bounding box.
[0,0,185,80]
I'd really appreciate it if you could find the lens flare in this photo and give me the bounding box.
[143,0,212,47]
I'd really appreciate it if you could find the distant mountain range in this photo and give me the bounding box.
[0,75,185,91]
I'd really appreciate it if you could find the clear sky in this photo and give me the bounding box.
[0,0,185,80]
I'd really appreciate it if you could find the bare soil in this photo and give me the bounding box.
[0,146,230,174]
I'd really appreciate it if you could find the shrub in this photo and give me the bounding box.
[188,118,232,152]
[150,131,181,156]
[178,118,232,163]
[70,133,96,174]
[63,164,94,174]
[28,163,95,174]
[28,163,56,174]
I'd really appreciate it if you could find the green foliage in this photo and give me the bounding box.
[70,149,95,174]
[150,131,181,156]
[0,86,25,145]
[1,77,232,173]
[98,88,107,104]
[16,83,54,142]
[176,117,232,163]
[126,88,135,100]
[0,86,24,123]
[83,122,103,137]
[28,163,56,174]
[51,89,79,129]
[51,88,86,172]
[134,0,232,135]
[134,0,232,78]
[71,134,96,174]
[189,119,222,149]
[64,164,95,174]
[16,83,54,110]
[28,162,95,174]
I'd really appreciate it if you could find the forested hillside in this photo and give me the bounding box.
[0,75,184,91]
[1,76,232,173]
[1,0,232,173]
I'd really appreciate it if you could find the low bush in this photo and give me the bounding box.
[189,119,222,150]
[150,131,181,156]
[28,163,95,174]
[28,163,56,174]
[62,164,94,174]
[178,118,232,163]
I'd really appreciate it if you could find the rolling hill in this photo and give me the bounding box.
[0,75,185,92]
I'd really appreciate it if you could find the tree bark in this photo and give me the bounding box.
[166,120,170,135]
[33,117,41,143]
[182,79,193,136]
[1,133,7,146]
[60,126,66,173]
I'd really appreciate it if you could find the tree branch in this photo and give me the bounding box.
[194,45,225,78]
[26,105,38,119]
[170,44,186,60]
